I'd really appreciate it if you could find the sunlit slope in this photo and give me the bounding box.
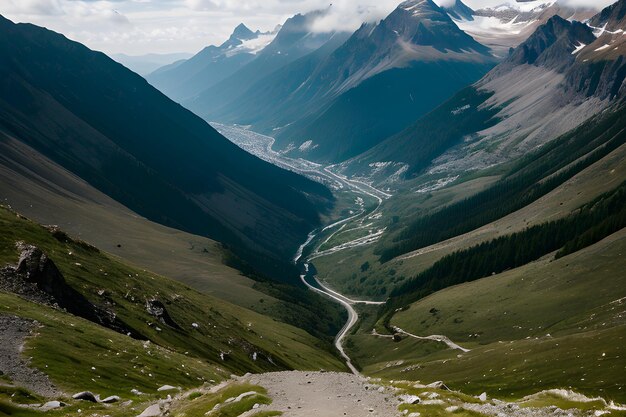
[0,205,344,393]
[350,229,626,402]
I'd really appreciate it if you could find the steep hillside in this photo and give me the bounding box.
[0,206,344,412]
[0,15,333,280]
[0,130,346,341]
[147,24,275,102]
[339,13,624,185]
[352,228,626,403]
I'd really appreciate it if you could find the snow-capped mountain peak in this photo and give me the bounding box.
[447,0,596,57]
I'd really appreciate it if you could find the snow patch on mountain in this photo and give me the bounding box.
[572,41,587,54]
[226,33,277,57]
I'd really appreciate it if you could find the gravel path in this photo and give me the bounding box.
[242,371,401,417]
[0,315,62,398]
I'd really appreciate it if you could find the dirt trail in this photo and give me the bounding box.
[0,315,62,398]
[243,371,401,417]
[393,326,471,353]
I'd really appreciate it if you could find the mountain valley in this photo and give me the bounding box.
[1,0,625,416]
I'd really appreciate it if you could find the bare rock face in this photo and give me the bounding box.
[1,242,144,339]
[16,243,70,299]
[504,16,596,72]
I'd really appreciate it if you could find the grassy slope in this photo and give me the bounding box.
[348,229,626,402]
[0,134,346,341]
[310,174,503,298]
[0,206,344,395]
[313,141,626,299]
[0,134,263,307]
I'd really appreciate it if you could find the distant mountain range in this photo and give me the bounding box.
[147,24,278,102]
[157,0,497,164]
[180,9,343,118]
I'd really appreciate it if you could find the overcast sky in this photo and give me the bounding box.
[1,0,617,56]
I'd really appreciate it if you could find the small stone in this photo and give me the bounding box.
[157,385,177,392]
[41,400,63,411]
[101,395,121,403]
[137,403,161,417]
[478,392,488,402]
[72,391,98,402]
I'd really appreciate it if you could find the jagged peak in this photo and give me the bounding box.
[505,14,596,69]
[230,23,256,40]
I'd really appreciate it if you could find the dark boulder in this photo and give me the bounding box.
[72,391,98,402]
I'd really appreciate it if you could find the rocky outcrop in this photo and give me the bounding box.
[0,242,143,339]
[145,299,180,330]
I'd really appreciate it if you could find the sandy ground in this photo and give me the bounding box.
[242,371,401,417]
[0,315,62,397]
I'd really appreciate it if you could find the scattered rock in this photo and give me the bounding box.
[101,395,121,403]
[399,394,421,405]
[1,243,143,339]
[426,381,450,390]
[157,385,177,392]
[40,400,64,411]
[145,299,180,329]
[137,403,161,417]
[479,392,488,402]
[72,391,98,402]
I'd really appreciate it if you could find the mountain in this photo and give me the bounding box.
[441,0,474,22]
[111,52,193,76]
[339,12,624,186]
[589,0,626,30]
[207,0,496,164]
[449,0,597,57]
[146,24,275,102]
[0,15,333,280]
[184,9,340,118]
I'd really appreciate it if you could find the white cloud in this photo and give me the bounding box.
[558,0,616,8]
[434,0,458,8]
[1,0,618,55]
